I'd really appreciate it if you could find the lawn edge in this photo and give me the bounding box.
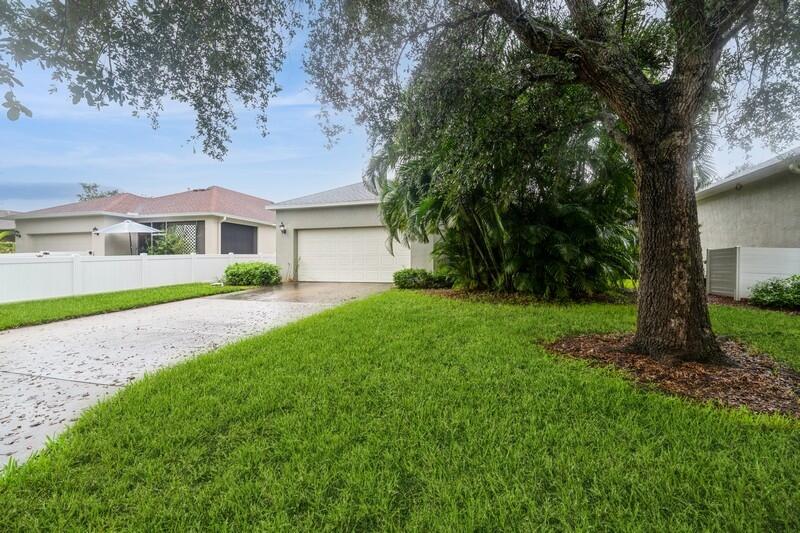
[0,283,250,332]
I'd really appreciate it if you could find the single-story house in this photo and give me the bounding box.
[12,186,275,255]
[697,149,800,252]
[0,210,17,240]
[268,182,433,282]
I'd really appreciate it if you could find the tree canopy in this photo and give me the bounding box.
[77,182,119,201]
[2,1,798,160]
[1,0,303,159]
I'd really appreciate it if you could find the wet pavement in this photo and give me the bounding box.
[0,282,389,464]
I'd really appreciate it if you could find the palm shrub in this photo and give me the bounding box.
[749,275,800,310]
[224,262,281,286]
[369,58,638,299]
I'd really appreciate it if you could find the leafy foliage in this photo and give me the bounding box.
[77,182,119,201]
[146,231,191,255]
[749,275,800,310]
[393,268,452,289]
[306,1,800,157]
[2,1,798,160]
[224,262,281,286]
[370,52,638,299]
[0,0,303,158]
[0,230,13,253]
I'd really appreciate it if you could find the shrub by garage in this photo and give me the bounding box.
[393,268,452,289]
[224,262,281,286]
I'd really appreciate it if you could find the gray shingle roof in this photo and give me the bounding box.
[269,182,379,209]
[0,210,17,231]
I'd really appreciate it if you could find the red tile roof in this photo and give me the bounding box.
[16,187,275,224]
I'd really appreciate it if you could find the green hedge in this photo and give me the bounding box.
[224,262,281,286]
[393,268,452,289]
[749,275,800,310]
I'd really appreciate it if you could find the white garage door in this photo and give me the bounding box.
[297,227,411,282]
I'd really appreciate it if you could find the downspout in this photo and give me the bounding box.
[218,216,227,254]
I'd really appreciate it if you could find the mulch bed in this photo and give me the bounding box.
[424,288,636,305]
[547,334,800,418]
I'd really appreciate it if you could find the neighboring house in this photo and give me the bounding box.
[268,182,433,282]
[0,210,17,239]
[13,187,275,255]
[697,149,800,252]
[1,210,18,253]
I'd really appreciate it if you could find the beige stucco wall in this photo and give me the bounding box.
[274,203,433,280]
[697,170,800,253]
[15,215,126,255]
[258,224,276,255]
[15,214,274,256]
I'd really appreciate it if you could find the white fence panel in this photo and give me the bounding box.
[81,256,142,294]
[706,247,800,300]
[0,256,75,303]
[738,247,800,299]
[144,255,193,287]
[193,255,234,281]
[0,253,277,304]
[706,248,737,298]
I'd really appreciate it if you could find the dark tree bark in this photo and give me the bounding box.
[628,125,723,362]
[482,0,758,362]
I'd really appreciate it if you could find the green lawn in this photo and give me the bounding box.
[1,291,799,530]
[0,283,246,331]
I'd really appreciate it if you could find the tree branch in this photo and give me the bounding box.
[564,0,607,40]
[483,0,657,128]
[481,0,585,63]
[402,9,495,43]
[714,0,759,44]
[620,0,629,37]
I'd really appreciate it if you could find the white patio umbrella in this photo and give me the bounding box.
[96,220,162,255]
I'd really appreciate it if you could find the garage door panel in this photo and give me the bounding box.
[297,227,410,282]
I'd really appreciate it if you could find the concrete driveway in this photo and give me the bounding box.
[0,282,389,463]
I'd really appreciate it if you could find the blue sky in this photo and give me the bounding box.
[0,34,783,212]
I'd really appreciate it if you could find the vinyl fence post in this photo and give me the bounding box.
[71,254,82,296]
[734,246,741,301]
[140,253,148,288]
[190,252,196,282]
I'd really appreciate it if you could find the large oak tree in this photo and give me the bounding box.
[304,0,799,362]
[2,0,799,361]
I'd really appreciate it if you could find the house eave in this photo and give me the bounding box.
[697,148,800,201]
[267,200,380,211]
[13,211,275,226]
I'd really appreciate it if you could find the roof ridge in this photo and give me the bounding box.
[271,181,378,209]
[15,185,276,224]
[207,185,274,204]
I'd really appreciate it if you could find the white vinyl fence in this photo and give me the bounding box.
[706,247,800,300]
[0,253,276,304]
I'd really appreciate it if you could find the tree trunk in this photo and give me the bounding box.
[630,129,723,363]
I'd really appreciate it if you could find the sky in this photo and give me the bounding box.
[0,34,785,213]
